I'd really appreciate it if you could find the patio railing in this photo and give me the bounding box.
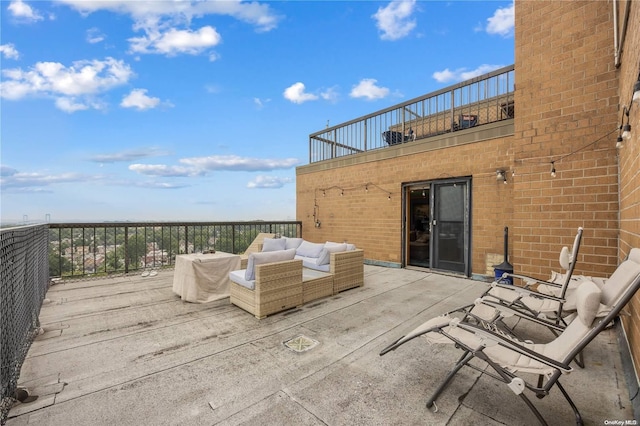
[1,224,49,424]
[48,221,302,279]
[309,65,515,163]
[0,220,300,421]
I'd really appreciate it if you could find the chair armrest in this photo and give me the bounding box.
[330,249,364,293]
[505,272,562,289]
[454,321,572,373]
[255,259,303,289]
[478,299,566,333]
[491,282,565,303]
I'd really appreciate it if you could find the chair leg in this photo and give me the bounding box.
[516,392,549,426]
[426,350,474,409]
[555,380,583,425]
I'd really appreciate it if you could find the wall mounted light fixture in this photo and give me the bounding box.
[550,162,556,178]
[496,169,507,184]
[620,106,632,142]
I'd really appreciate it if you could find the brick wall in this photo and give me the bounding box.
[614,0,640,382]
[297,129,515,276]
[512,0,620,279]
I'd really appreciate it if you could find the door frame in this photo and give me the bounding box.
[401,177,472,276]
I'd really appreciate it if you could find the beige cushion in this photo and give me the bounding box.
[574,280,601,326]
[245,248,296,281]
[558,246,571,270]
[600,260,640,307]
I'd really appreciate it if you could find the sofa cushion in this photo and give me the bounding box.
[317,243,348,265]
[262,237,286,252]
[295,255,331,272]
[230,270,255,290]
[245,248,296,281]
[283,237,304,250]
[346,243,356,251]
[296,241,325,258]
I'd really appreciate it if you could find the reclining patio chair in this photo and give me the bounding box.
[406,228,584,342]
[380,271,640,425]
[482,227,583,330]
[482,246,640,338]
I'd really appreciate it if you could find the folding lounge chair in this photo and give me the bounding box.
[482,247,640,337]
[481,227,584,330]
[380,272,640,425]
[404,228,584,342]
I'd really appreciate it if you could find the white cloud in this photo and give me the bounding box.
[0,57,134,112]
[55,97,91,113]
[129,26,222,56]
[486,2,514,37]
[320,86,339,103]
[372,0,417,41]
[57,0,281,32]
[7,0,43,22]
[283,82,318,104]
[0,168,98,190]
[89,147,170,163]
[253,97,271,109]
[129,164,204,177]
[86,27,106,44]
[247,175,293,189]
[0,44,20,60]
[121,89,161,110]
[180,155,299,171]
[432,64,504,83]
[0,165,18,177]
[349,78,389,100]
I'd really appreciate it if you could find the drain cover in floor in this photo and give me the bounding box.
[284,335,319,353]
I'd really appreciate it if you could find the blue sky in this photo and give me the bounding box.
[1,0,514,224]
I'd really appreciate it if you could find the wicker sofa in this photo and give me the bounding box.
[229,252,303,319]
[229,237,365,318]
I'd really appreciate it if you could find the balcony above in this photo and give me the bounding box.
[309,65,515,164]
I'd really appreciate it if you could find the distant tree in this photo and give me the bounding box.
[121,235,148,270]
[48,250,71,277]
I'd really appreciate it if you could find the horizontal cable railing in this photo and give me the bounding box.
[48,221,302,279]
[1,224,49,424]
[309,65,515,163]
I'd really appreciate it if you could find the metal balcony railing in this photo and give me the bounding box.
[47,221,302,279]
[0,220,300,421]
[1,224,49,423]
[309,65,515,163]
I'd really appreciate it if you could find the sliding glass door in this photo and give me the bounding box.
[404,178,471,276]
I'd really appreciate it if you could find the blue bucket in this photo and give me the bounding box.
[494,268,513,285]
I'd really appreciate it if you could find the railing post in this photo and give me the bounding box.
[232,226,236,254]
[124,226,129,274]
[364,120,368,152]
[184,225,188,254]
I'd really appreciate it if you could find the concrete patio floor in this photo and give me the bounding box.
[6,265,636,425]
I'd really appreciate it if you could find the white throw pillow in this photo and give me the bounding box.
[245,248,296,281]
[317,243,348,265]
[296,241,325,258]
[262,237,286,252]
[283,237,304,250]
